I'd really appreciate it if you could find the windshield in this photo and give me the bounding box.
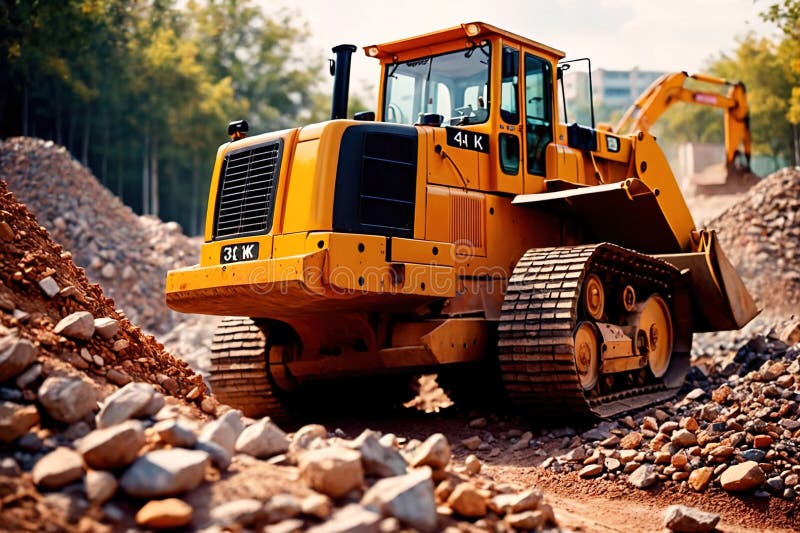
[383,43,491,126]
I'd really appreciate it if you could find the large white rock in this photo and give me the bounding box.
[361,467,437,532]
[32,447,85,489]
[234,417,289,458]
[54,311,95,340]
[0,336,37,381]
[198,409,243,453]
[93,317,120,339]
[153,419,198,448]
[38,276,60,297]
[77,420,145,469]
[299,447,364,498]
[663,504,720,532]
[629,464,659,489]
[119,449,210,498]
[408,433,450,470]
[95,382,155,428]
[349,430,407,478]
[38,376,97,423]
[307,504,382,533]
[209,498,265,527]
[85,470,118,504]
[289,424,328,455]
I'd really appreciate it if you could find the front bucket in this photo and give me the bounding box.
[657,230,758,332]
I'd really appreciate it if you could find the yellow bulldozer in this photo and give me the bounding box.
[166,23,757,419]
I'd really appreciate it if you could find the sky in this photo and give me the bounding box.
[261,0,777,101]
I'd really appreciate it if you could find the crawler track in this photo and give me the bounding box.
[209,317,289,419]
[498,244,689,418]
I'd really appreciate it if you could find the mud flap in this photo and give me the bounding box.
[657,230,758,332]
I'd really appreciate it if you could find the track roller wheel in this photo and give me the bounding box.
[633,295,673,378]
[622,285,636,312]
[574,322,599,391]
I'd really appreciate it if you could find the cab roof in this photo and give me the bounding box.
[364,22,565,62]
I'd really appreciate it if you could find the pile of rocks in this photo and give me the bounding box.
[710,166,800,316]
[4,380,563,530]
[0,175,564,530]
[0,137,199,334]
[539,323,800,501]
[0,177,204,399]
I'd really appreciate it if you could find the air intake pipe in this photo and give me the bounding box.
[330,44,357,120]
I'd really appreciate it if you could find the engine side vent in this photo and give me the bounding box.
[214,140,282,240]
[334,125,418,238]
[450,190,486,256]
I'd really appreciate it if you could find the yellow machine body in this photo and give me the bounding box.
[166,23,756,385]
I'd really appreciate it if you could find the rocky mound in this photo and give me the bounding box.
[0,176,213,528]
[0,177,204,401]
[709,166,800,316]
[537,321,800,503]
[0,137,198,334]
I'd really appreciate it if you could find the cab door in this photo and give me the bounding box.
[495,45,523,193]
[523,53,554,180]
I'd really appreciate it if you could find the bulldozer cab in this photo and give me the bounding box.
[367,22,565,195]
[365,23,757,332]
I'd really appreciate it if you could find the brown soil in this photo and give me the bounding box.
[0,177,206,405]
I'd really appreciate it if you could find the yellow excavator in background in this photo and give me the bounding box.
[165,23,758,420]
[610,72,758,192]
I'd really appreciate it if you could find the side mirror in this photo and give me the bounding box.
[353,111,375,121]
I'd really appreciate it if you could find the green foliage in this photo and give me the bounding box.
[0,0,327,233]
[656,33,800,163]
[714,36,796,157]
[762,0,800,39]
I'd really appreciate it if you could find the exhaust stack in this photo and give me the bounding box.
[330,44,357,120]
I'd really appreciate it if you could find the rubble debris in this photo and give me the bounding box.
[711,167,800,315]
[1,137,198,334]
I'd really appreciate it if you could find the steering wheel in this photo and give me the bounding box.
[455,105,475,117]
[386,104,406,124]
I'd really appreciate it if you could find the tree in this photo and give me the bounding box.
[0,0,330,232]
[763,0,800,39]
[762,1,800,164]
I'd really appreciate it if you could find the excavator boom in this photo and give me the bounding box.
[615,72,752,170]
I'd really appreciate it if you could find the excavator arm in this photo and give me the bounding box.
[614,72,751,170]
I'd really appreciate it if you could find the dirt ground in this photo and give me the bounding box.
[327,408,798,532]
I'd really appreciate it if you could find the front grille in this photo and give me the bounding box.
[214,140,282,240]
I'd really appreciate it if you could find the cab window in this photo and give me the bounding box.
[384,44,491,126]
[525,54,552,176]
